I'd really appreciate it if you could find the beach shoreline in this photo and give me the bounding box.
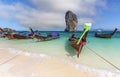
[0,47,120,77]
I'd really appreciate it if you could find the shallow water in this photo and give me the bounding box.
[0,31,120,74]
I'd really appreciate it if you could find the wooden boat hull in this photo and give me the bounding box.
[35,35,59,41]
[13,34,31,39]
[95,33,112,38]
[68,37,86,58]
[4,34,32,39]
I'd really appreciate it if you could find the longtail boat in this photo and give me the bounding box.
[29,28,60,41]
[0,27,33,39]
[95,28,117,38]
[68,23,92,58]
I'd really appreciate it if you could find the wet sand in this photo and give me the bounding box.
[0,48,119,77]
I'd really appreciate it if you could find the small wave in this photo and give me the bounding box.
[3,47,48,58]
[23,52,47,58]
[8,48,22,54]
[0,47,6,49]
[59,58,120,77]
[72,62,120,77]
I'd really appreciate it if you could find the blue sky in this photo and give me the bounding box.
[0,0,120,31]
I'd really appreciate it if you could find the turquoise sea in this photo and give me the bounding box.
[0,31,120,75]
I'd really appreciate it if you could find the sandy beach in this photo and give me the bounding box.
[0,48,119,77]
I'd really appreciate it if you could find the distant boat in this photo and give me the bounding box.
[68,23,92,58]
[95,28,117,38]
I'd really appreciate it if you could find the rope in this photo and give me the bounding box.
[0,55,18,65]
[86,46,120,71]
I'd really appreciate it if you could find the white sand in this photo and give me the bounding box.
[0,48,119,77]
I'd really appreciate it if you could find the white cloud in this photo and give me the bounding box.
[31,0,79,12]
[0,0,106,30]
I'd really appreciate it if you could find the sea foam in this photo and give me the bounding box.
[7,47,47,58]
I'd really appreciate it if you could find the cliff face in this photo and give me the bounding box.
[65,10,78,32]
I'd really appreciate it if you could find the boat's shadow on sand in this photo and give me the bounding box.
[65,41,77,57]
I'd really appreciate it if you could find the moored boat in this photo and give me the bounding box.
[95,28,117,38]
[68,23,92,58]
[29,28,60,41]
[0,27,33,39]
